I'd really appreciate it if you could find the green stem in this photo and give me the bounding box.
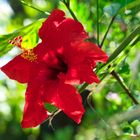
[67,6,78,21]
[96,0,99,45]
[66,0,70,7]
[108,26,140,64]
[20,0,50,15]
[48,109,61,127]
[62,1,78,21]
[78,83,88,93]
[87,93,118,136]
[98,25,140,74]
[111,70,138,104]
[100,15,117,48]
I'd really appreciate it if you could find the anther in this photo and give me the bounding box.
[9,36,22,48]
[21,49,37,62]
[9,36,37,62]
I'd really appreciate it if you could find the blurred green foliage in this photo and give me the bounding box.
[0,0,140,140]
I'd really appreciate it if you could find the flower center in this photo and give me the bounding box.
[56,55,68,73]
[48,54,68,79]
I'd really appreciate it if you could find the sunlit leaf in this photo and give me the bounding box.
[0,19,45,57]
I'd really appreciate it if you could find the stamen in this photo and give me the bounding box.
[9,36,37,62]
[21,49,37,62]
[9,36,22,48]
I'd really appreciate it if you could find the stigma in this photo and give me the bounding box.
[9,36,37,62]
[9,36,22,48]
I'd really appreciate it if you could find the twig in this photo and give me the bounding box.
[61,0,78,21]
[41,109,62,127]
[86,92,118,137]
[100,15,117,48]
[111,70,139,104]
[96,0,99,45]
[48,109,62,127]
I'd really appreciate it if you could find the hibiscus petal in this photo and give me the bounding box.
[44,81,85,124]
[77,42,108,63]
[21,82,48,128]
[60,42,108,84]
[38,9,87,52]
[21,101,48,128]
[39,9,65,42]
[59,63,100,85]
[1,55,32,83]
[64,42,108,65]
[57,18,88,44]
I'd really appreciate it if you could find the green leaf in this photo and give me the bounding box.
[45,103,58,112]
[121,122,134,134]
[20,0,50,15]
[0,19,45,57]
[131,120,140,128]
[98,25,140,74]
[121,0,140,12]
[118,62,130,74]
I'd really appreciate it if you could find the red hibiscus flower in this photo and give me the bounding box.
[1,9,108,128]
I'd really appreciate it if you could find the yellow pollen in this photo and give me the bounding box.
[21,49,37,62]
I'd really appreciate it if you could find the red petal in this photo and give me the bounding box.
[38,9,87,52]
[21,101,48,128]
[64,42,108,65]
[33,43,47,61]
[59,63,100,85]
[78,42,108,63]
[21,82,48,128]
[39,9,65,42]
[59,41,108,84]
[44,81,85,124]
[30,60,60,82]
[57,18,88,44]
[1,55,33,83]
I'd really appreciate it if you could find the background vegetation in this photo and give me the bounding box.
[0,0,140,140]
